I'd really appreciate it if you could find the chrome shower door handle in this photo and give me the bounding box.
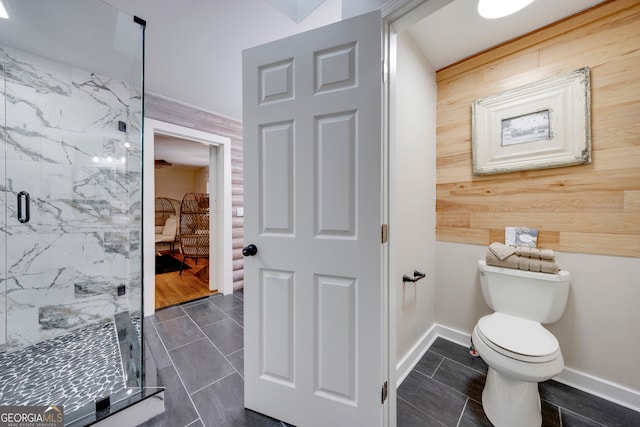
[17,191,30,223]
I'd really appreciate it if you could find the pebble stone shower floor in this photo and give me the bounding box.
[0,320,131,415]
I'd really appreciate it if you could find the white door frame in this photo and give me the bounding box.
[381,1,453,425]
[143,118,233,317]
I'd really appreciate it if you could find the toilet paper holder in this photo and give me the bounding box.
[403,270,426,283]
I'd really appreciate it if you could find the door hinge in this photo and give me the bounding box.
[381,224,388,244]
[381,380,388,404]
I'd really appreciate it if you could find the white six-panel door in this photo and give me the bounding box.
[242,11,384,427]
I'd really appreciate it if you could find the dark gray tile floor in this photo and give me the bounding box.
[142,292,640,427]
[398,338,640,427]
[141,290,286,427]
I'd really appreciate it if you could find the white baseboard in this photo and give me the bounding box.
[395,324,438,386]
[555,368,640,412]
[396,323,472,387]
[396,324,640,412]
[432,324,472,349]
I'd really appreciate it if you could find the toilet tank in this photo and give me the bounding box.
[478,260,570,323]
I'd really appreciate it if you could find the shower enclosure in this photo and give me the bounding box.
[0,0,156,424]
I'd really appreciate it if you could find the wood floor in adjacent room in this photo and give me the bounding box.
[155,251,217,310]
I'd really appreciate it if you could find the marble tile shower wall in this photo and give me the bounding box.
[0,45,142,352]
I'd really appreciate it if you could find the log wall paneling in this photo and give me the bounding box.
[435,0,640,257]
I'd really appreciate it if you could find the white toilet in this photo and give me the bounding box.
[471,260,570,427]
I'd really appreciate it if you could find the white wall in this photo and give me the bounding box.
[104,0,342,120]
[392,32,437,364]
[434,242,492,333]
[548,252,640,394]
[342,0,386,19]
[436,241,640,407]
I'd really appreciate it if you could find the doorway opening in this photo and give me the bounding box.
[143,119,232,317]
[153,137,217,309]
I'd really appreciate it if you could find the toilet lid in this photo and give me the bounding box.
[478,313,559,360]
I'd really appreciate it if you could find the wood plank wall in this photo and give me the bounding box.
[435,0,640,257]
[145,94,246,289]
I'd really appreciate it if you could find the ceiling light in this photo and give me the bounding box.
[478,0,535,19]
[0,0,8,19]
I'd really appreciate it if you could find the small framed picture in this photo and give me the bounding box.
[505,227,539,248]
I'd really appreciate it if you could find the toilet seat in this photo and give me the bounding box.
[476,313,560,363]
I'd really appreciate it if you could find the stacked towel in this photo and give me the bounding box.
[486,242,560,274]
[514,246,555,260]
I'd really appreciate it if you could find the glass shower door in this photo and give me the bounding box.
[0,0,148,423]
[1,42,6,355]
